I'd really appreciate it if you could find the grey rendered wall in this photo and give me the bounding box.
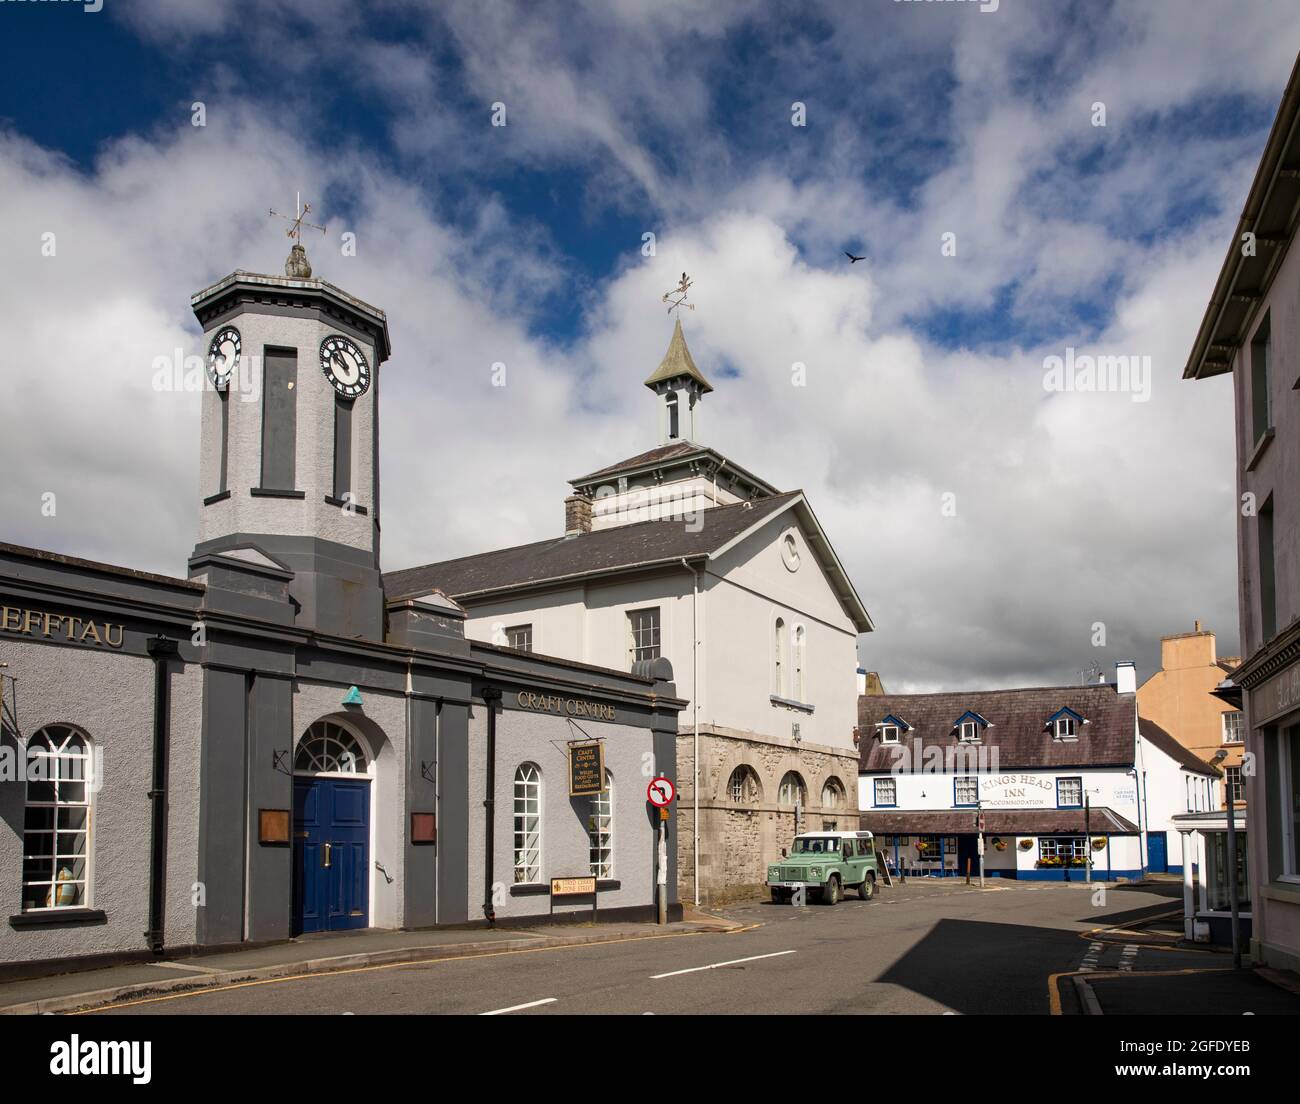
[0,640,162,963]
[464,706,659,921]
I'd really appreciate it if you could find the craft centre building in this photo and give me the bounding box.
[856,667,1222,881]
[0,253,684,970]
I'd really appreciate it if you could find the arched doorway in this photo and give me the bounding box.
[292,719,373,934]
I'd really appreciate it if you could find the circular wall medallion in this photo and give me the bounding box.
[780,530,801,572]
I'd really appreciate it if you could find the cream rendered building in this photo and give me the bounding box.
[385,320,874,903]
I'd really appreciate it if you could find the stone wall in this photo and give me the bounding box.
[675,725,859,905]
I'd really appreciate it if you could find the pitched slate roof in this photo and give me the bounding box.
[1138,717,1221,777]
[858,684,1136,772]
[859,807,1140,835]
[385,492,801,602]
[574,441,705,483]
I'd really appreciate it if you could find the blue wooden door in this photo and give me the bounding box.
[294,777,370,934]
[1147,831,1167,874]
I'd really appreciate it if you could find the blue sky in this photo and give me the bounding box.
[2,0,1297,687]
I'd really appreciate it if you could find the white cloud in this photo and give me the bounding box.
[5,1,1289,691]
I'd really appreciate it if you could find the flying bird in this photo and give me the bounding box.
[844,251,865,264]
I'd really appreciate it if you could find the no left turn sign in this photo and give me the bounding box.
[647,777,675,807]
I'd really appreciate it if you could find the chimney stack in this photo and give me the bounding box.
[564,492,593,537]
[1115,660,1136,695]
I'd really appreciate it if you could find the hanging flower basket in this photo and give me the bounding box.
[1018,838,1034,851]
[1091,837,1108,851]
[991,837,1007,851]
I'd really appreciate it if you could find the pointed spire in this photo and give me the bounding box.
[644,317,713,394]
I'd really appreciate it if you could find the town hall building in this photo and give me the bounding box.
[384,318,875,904]
[0,240,684,970]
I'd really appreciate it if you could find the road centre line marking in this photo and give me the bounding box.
[74,928,731,1014]
[480,998,556,1015]
[651,950,796,979]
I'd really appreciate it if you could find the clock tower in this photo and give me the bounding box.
[188,248,392,639]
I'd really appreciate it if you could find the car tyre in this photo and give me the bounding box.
[858,873,875,900]
[821,874,840,906]
[771,888,790,904]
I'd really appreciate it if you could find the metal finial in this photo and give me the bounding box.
[269,191,326,277]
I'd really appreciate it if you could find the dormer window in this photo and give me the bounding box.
[1047,707,1085,741]
[953,710,989,742]
[876,714,910,744]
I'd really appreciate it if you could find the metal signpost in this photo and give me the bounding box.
[648,777,675,926]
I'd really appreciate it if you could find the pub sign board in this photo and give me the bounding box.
[568,740,606,797]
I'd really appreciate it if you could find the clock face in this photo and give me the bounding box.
[320,335,371,399]
[206,327,241,388]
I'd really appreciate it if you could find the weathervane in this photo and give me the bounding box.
[269,191,326,278]
[661,271,695,314]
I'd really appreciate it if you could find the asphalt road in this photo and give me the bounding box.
[86,880,1204,1016]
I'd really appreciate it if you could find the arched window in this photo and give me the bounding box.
[294,720,368,775]
[589,772,614,879]
[728,765,761,805]
[778,771,806,807]
[22,725,93,911]
[514,763,543,883]
[773,617,786,697]
[792,625,806,702]
[821,777,846,809]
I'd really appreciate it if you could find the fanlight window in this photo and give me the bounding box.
[295,721,367,775]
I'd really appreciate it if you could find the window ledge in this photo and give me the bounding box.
[770,695,815,714]
[324,495,369,516]
[1246,427,1275,472]
[1262,882,1300,907]
[9,908,107,929]
[250,487,307,499]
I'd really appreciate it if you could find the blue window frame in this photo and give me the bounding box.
[1056,776,1083,808]
[953,776,978,807]
[873,777,897,808]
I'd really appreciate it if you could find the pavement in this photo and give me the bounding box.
[1066,898,1300,1016]
[0,909,741,1016]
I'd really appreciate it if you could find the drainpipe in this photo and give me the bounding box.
[680,558,700,906]
[481,686,502,926]
[145,635,178,956]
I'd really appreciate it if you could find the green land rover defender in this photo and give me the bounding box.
[766,830,879,905]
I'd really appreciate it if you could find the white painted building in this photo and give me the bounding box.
[857,664,1221,880]
[385,319,874,901]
